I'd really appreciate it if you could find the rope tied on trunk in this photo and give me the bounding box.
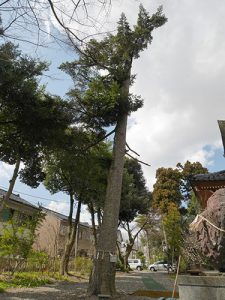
[190,214,225,233]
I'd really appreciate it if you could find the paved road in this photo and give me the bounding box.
[1,271,177,300]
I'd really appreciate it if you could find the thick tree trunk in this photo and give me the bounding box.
[162,221,170,265]
[0,158,21,212]
[88,110,128,295]
[145,230,151,262]
[116,242,124,266]
[60,193,74,275]
[124,244,133,269]
[59,197,82,276]
[89,202,98,248]
[97,207,102,228]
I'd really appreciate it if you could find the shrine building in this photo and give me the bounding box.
[190,120,225,209]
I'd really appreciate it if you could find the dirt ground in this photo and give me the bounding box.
[1,271,176,300]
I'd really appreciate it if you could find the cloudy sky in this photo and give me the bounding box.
[1,0,225,221]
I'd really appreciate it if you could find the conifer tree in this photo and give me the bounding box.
[0,42,73,210]
[62,6,167,295]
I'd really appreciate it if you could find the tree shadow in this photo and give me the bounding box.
[1,281,89,299]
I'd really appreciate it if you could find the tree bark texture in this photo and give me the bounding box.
[60,198,82,275]
[190,188,225,271]
[89,202,98,248]
[0,158,21,212]
[116,242,124,266]
[97,207,102,228]
[88,76,130,296]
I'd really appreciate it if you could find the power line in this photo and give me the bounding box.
[0,185,68,204]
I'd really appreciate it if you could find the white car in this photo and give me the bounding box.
[149,261,173,272]
[128,259,143,271]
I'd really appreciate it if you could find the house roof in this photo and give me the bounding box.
[190,170,225,182]
[0,188,39,210]
[40,206,91,228]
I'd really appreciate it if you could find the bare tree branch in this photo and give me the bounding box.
[133,219,148,241]
[46,0,85,46]
[125,152,151,167]
[70,0,82,22]
[0,0,11,7]
[0,0,111,51]
[126,142,140,157]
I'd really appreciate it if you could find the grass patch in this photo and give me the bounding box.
[0,281,15,292]
[0,272,53,291]
[0,271,82,292]
[11,272,53,287]
[47,272,73,282]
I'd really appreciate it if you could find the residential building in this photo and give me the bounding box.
[34,207,96,258]
[0,188,39,232]
[0,189,123,259]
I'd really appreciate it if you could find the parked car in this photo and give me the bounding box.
[128,259,143,271]
[149,261,174,272]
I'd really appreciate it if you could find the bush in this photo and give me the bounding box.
[116,260,128,272]
[27,250,49,272]
[74,257,92,275]
[179,258,188,273]
[137,251,146,268]
[0,211,44,274]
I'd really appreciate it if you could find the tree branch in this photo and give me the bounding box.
[126,152,151,167]
[126,142,140,157]
[0,0,10,7]
[134,220,148,241]
[83,128,115,152]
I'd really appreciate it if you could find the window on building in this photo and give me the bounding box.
[59,224,68,235]
[0,208,14,222]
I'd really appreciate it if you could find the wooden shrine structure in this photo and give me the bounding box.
[190,120,225,209]
[190,171,225,209]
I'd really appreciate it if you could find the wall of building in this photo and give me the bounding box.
[0,200,39,236]
[76,225,95,257]
[34,213,61,257]
[34,213,96,258]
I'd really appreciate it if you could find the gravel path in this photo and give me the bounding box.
[0,271,176,300]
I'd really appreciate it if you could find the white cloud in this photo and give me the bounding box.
[47,201,91,224]
[80,206,92,224]
[184,149,215,167]
[47,201,70,215]
[116,0,225,188]
[0,161,25,181]
[44,0,225,189]
[0,162,15,180]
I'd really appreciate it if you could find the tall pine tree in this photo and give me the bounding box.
[62,6,167,295]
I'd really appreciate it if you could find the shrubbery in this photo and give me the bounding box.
[0,211,44,274]
[74,257,92,275]
[27,250,49,272]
